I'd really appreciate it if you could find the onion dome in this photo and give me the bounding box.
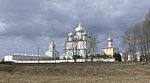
[68,32,73,36]
[75,23,85,32]
[82,30,88,36]
[108,37,113,42]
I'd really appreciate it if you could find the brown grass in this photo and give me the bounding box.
[0,62,150,83]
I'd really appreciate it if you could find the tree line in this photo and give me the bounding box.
[122,11,150,61]
[72,53,122,62]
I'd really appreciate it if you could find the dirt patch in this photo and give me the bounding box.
[0,62,150,83]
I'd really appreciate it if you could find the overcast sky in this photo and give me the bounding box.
[0,0,150,58]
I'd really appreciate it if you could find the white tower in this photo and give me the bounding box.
[102,36,119,57]
[108,37,113,48]
[45,40,59,58]
[50,40,56,51]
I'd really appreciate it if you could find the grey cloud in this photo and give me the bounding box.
[0,0,150,58]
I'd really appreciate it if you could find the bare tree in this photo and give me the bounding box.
[122,11,150,61]
[89,33,100,61]
[122,27,137,61]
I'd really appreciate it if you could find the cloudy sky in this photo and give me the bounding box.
[0,0,150,58]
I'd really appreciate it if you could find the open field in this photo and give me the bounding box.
[0,62,150,83]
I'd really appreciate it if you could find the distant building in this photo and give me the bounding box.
[127,51,140,61]
[65,23,93,59]
[102,37,119,57]
[45,40,59,58]
[4,54,41,62]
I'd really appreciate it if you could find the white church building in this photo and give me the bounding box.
[102,37,119,57]
[3,41,60,63]
[45,40,59,58]
[65,23,93,59]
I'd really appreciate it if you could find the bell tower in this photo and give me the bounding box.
[49,40,56,51]
[107,35,113,48]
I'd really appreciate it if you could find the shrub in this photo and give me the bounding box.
[63,57,66,60]
[73,55,81,59]
[99,53,110,59]
[113,53,122,62]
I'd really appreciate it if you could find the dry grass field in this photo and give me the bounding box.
[0,62,150,83]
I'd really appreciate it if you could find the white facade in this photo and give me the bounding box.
[45,40,59,58]
[4,56,14,62]
[65,23,93,59]
[127,52,140,61]
[4,54,42,62]
[4,55,115,63]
